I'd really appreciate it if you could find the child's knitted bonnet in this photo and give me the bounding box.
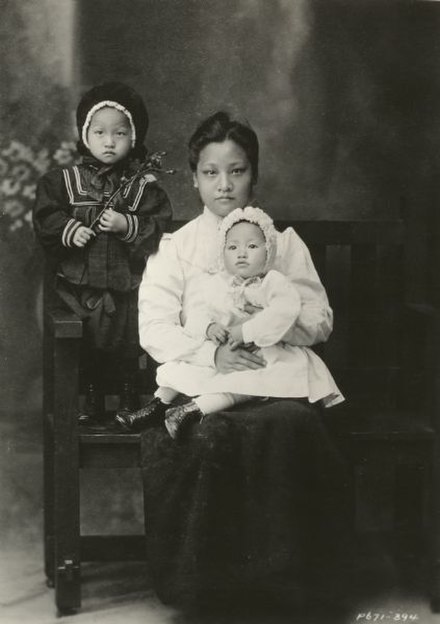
[217,206,277,273]
[76,81,149,157]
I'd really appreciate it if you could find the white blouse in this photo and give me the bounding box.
[138,206,333,367]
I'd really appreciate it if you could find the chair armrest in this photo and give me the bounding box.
[45,308,83,339]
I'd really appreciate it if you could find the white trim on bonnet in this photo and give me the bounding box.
[81,100,136,149]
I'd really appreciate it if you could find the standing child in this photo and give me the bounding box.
[33,82,172,424]
[116,205,343,439]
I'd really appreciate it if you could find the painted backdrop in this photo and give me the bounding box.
[1,0,439,541]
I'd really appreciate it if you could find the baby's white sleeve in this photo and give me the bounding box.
[241,271,301,347]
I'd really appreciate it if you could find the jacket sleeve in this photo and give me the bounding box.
[138,236,217,366]
[119,182,172,268]
[276,227,333,346]
[33,168,82,257]
[241,271,302,347]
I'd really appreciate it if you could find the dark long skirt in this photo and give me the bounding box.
[140,398,353,611]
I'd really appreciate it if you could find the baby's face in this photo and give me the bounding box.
[224,221,266,279]
[87,106,132,165]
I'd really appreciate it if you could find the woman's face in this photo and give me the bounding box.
[193,139,253,218]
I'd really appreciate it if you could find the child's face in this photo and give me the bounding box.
[224,222,266,279]
[193,139,253,218]
[87,107,132,165]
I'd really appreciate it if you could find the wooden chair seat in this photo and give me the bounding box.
[79,429,142,468]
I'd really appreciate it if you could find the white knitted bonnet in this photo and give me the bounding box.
[217,206,277,273]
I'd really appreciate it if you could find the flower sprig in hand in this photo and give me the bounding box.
[98,208,129,234]
[89,151,176,234]
[72,225,96,248]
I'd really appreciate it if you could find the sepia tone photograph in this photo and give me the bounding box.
[1,1,440,622]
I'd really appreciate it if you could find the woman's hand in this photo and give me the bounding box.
[98,209,128,234]
[72,225,95,248]
[214,343,266,373]
[227,324,244,349]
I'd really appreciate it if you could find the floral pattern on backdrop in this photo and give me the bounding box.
[0,140,79,238]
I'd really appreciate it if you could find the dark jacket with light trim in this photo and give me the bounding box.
[33,161,172,293]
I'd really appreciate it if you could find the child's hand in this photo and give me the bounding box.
[206,322,228,345]
[228,324,244,349]
[243,302,263,316]
[72,225,95,248]
[98,209,128,235]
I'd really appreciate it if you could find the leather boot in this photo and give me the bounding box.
[114,396,167,432]
[78,383,105,425]
[164,401,204,441]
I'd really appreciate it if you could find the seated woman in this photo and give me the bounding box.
[117,204,344,438]
[134,111,352,614]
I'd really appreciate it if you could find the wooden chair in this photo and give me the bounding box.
[42,218,437,614]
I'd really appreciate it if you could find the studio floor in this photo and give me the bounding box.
[2,553,440,624]
[2,408,440,624]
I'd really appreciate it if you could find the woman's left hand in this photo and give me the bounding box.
[98,209,128,234]
[214,343,266,373]
[227,324,244,349]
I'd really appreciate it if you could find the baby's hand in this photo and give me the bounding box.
[98,209,128,234]
[228,324,244,350]
[206,322,228,345]
[72,225,95,248]
[243,302,263,316]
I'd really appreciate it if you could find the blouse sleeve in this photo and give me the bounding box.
[182,274,217,341]
[241,271,302,347]
[138,236,217,366]
[32,168,80,257]
[277,227,333,346]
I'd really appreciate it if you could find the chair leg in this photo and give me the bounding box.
[428,316,440,612]
[394,460,427,585]
[43,315,55,586]
[54,455,81,613]
[43,414,55,586]
[431,445,440,611]
[52,335,81,613]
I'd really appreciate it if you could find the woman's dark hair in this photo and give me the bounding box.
[188,111,259,183]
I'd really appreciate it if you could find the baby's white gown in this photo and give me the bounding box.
[156,270,344,407]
